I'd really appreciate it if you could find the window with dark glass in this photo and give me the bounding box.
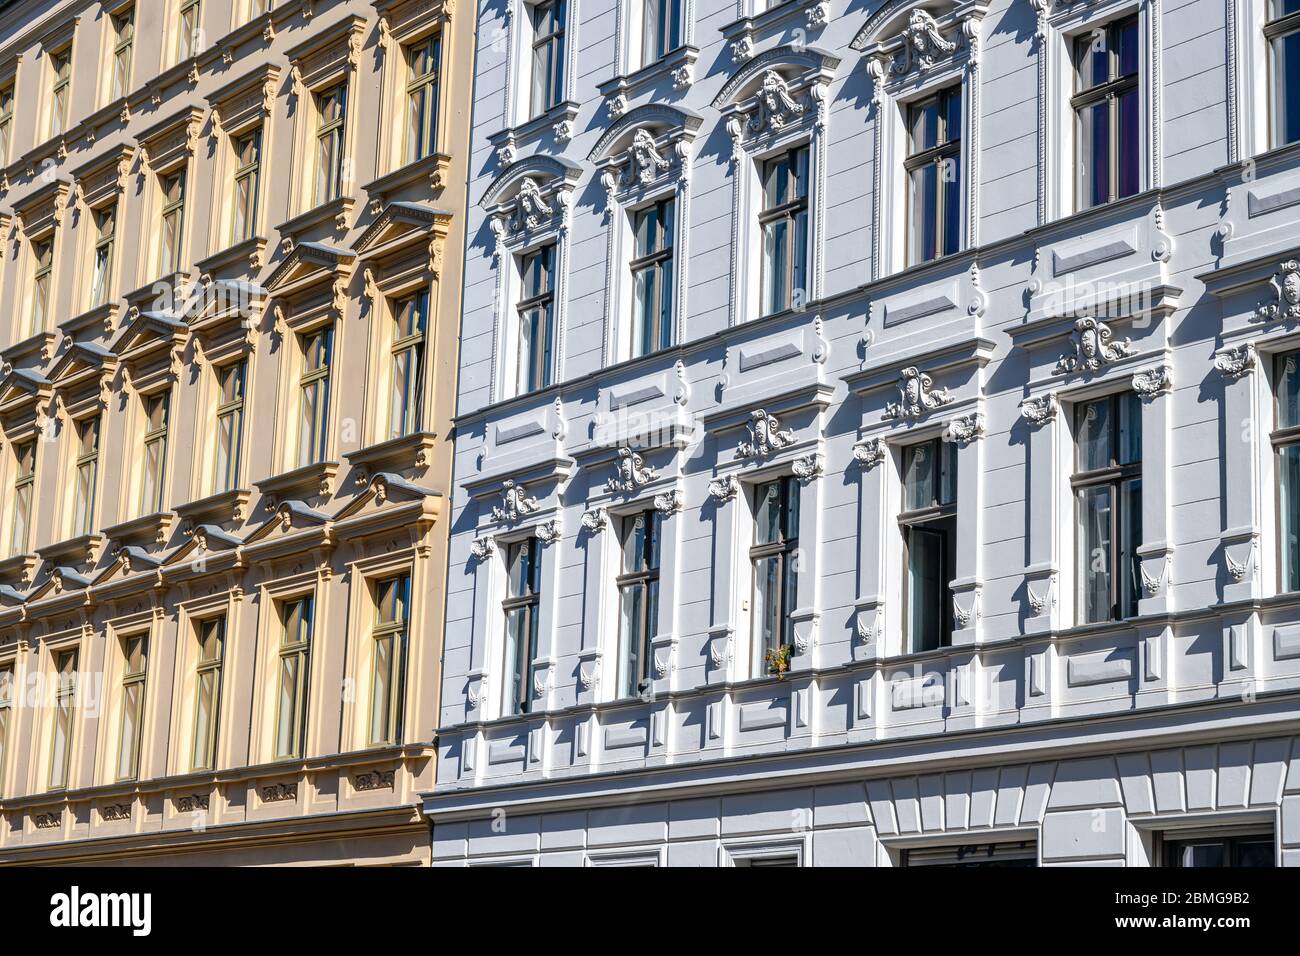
[30,237,53,337]
[1073,15,1140,209]
[1274,350,1300,590]
[631,199,674,357]
[1270,0,1300,147]
[641,0,682,66]
[49,46,71,138]
[906,85,962,265]
[0,665,11,785]
[275,596,313,759]
[516,245,555,394]
[1074,391,1142,623]
[369,574,411,745]
[314,84,348,206]
[0,83,13,162]
[192,617,224,771]
[116,634,147,781]
[1163,831,1274,868]
[503,538,541,716]
[760,145,810,317]
[902,438,957,652]
[389,292,427,439]
[406,34,442,163]
[752,476,800,673]
[530,0,566,116]
[618,510,661,698]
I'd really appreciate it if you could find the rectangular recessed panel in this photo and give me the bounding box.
[1066,650,1134,687]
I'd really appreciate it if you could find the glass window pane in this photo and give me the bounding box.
[1119,477,1142,618]
[1079,485,1113,623]
[1077,399,1113,471]
[1279,30,1300,146]
[1282,445,1300,592]
[904,442,935,512]
[908,525,945,652]
[619,584,643,698]
[1116,88,1141,200]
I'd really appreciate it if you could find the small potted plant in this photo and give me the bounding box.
[764,644,793,680]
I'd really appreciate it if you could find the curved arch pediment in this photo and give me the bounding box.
[711,45,841,110]
[481,155,583,210]
[851,0,961,51]
[587,105,704,163]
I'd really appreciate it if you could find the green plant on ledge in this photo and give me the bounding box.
[764,644,793,680]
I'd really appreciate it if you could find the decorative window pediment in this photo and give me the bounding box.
[286,13,368,96]
[71,145,134,212]
[47,341,116,416]
[14,179,72,242]
[355,201,453,292]
[713,46,838,159]
[264,241,356,323]
[187,276,266,362]
[137,106,205,174]
[208,63,281,139]
[851,1,987,85]
[589,105,702,206]
[483,157,581,254]
[110,306,187,387]
[0,367,53,426]
[333,471,440,541]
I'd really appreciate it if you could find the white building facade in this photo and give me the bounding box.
[423,0,1300,866]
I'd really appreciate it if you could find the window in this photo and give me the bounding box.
[248,0,273,18]
[9,441,35,557]
[630,199,674,357]
[29,237,54,338]
[389,292,427,439]
[71,416,100,537]
[231,128,261,244]
[1275,351,1300,590]
[736,855,799,867]
[314,84,348,207]
[213,361,246,493]
[901,438,957,652]
[906,86,962,265]
[516,245,555,394]
[369,574,410,745]
[1163,831,1274,867]
[0,665,11,784]
[159,169,187,275]
[115,634,147,780]
[530,0,566,117]
[904,841,1037,867]
[751,476,800,673]
[0,83,12,162]
[49,46,72,139]
[191,617,224,771]
[1074,391,1142,623]
[503,538,541,716]
[405,35,441,163]
[110,6,135,101]
[139,391,171,515]
[1270,0,1300,146]
[1073,15,1140,210]
[297,327,333,467]
[641,0,682,66]
[759,145,810,317]
[617,510,661,698]
[177,0,201,61]
[89,204,116,308]
[48,649,77,790]
[274,597,313,759]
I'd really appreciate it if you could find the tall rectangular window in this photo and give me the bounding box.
[177,0,202,61]
[115,634,147,780]
[503,538,541,716]
[631,199,674,357]
[759,145,810,317]
[530,0,566,117]
[1275,351,1300,590]
[1270,0,1300,146]
[90,204,116,308]
[314,84,348,206]
[0,665,11,785]
[30,238,54,338]
[71,415,100,537]
[49,46,72,139]
[139,391,170,515]
[10,441,35,557]
[191,617,224,771]
[213,361,246,493]
[0,83,12,162]
[231,128,261,243]
[159,169,187,275]
[275,596,313,759]
[248,0,273,18]
[1073,15,1140,210]
[48,649,77,790]
[641,0,682,66]
[389,292,427,439]
[752,476,800,672]
[369,574,410,745]
[902,438,957,652]
[110,6,135,101]
[1075,391,1142,623]
[516,245,555,394]
[906,85,962,265]
[297,327,333,467]
[405,35,441,163]
[617,510,661,698]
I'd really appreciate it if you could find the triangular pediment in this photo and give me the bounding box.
[164,524,244,567]
[92,546,163,586]
[25,566,91,604]
[48,342,115,388]
[243,501,330,546]
[264,242,355,298]
[334,473,435,522]
[111,309,187,361]
[355,203,452,261]
[0,368,51,407]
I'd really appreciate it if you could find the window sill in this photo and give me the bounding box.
[276,196,356,248]
[195,235,270,280]
[103,511,176,551]
[597,45,700,102]
[1,329,59,365]
[489,100,581,163]
[721,0,822,60]
[36,533,103,573]
[345,430,439,483]
[364,152,453,204]
[60,302,122,340]
[255,460,341,507]
[175,488,253,533]
[0,553,41,591]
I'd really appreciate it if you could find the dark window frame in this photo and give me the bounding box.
[503,537,542,716]
[629,198,675,357]
[904,85,963,265]
[750,475,801,674]
[1071,15,1141,209]
[899,437,958,653]
[616,509,661,698]
[758,144,811,317]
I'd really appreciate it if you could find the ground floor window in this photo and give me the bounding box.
[904,841,1037,867]
[1161,831,1274,868]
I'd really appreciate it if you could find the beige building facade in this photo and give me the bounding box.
[0,0,473,864]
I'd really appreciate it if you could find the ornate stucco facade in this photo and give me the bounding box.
[424,0,1300,866]
[0,0,473,864]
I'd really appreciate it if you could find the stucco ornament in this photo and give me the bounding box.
[1215,342,1257,380]
[1256,260,1300,323]
[580,507,608,533]
[884,367,952,420]
[1019,393,1059,426]
[708,474,740,501]
[892,8,957,75]
[496,178,554,235]
[607,446,657,493]
[792,453,824,482]
[621,129,671,187]
[737,409,796,459]
[943,413,986,445]
[1131,363,1173,398]
[469,537,496,562]
[747,71,807,136]
[1055,317,1135,375]
[852,436,888,467]
[492,479,539,523]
